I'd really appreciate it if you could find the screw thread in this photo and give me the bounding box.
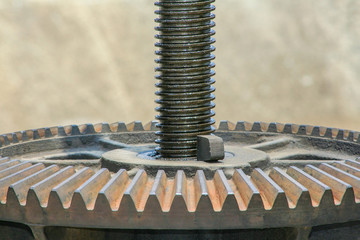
[155,0,216,158]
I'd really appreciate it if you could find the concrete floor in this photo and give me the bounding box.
[0,0,359,133]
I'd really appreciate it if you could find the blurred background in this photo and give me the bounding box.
[0,0,359,134]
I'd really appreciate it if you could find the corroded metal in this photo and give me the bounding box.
[0,121,360,239]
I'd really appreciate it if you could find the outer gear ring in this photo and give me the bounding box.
[0,121,360,239]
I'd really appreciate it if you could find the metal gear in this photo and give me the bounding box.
[0,121,360,239]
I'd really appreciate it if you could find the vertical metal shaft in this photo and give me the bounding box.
[154,0,216,158]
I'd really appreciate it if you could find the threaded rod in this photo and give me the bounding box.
[154,0,216,158]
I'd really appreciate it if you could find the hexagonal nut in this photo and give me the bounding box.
[197,135,225,161]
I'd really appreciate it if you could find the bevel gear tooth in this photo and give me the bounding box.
[319,163,360,201]
[8,165,59,206]
[44,128,54,138]
[251,168,287,210]
[0,160,20,171]
[311,126,320,136]
[193,170,213,212]
[269,167,311,209]
[231,169,262,210]
[95,169,130,212]
[0,162,32,179]
[48,167,94,209]
[147,170,167,212]
[250,122,262,132]
[266,122,278,133]
[282,123,293,134]
[71,168,111,211]
[212,170,238,212]
[304,165,353,205]
[336,129,345,140]
[101,123,112,133]
[113,122,128,132]
[332,162,360,177]
[296,125,307,135]
[0,163,44,203]
[57,126,67,137]
[323,127,333,138]
[144,121,159,131]
[1,135,10,146]
[170,170,188,212]
[286,166,334,207]
[32,129,42,140]
[345,159,360,169]
[28,166,75,208]
[235,121,252,131]
[78,124,95,134]
[218,120,235,131]
[13,132,21,143]
[126,121,145,132]
[120,169,149,212]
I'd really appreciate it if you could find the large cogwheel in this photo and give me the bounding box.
[0,121,359,239]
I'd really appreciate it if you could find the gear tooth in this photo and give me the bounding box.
[0,163,44,204]
[232,169,262,210]
[70,125,80,136]
[101,123,111,133]
[250,168,287,210]
[126,121,145,132]
[0,157,10,165]
[0,162,32,179]
[0,160,20,171]
[121,170,149,212]
[213,170,238,212]
[319,163,360,201]
[144,121,159,131]
[44,128,53,138]
[267,122,278,133]
[311,126,321,136]
[345,159,360,169]
[234,121,245,131]
[9,165,59,205]
[235,121,252,131]
[347,131,354,141]
[282,124,292,134]
[28,166,75,208]
[296,125,307,135]
[218,120,229,130]
[48,167,94,209]
[304,165,352,205]
[251,122,262,132]
[57,126,67,137]
[95,169,130,212]
[80,124,96,134]
[286,166,333,207]
[13,132,21,143]
[115,122,128,132]
[71,169,111,211]
[21,131,28,141]
[147,170,167,212]
[323,128,333,138]
[1,135,10,146]
[336,129,345,140]
[4,187,22,218]
[33,130,41,140]
[332,162,360,177]
[194,170,213,212]
[169,170,188,212]
[269,167,311,208]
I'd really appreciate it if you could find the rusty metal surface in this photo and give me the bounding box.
[0,121,359,236]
